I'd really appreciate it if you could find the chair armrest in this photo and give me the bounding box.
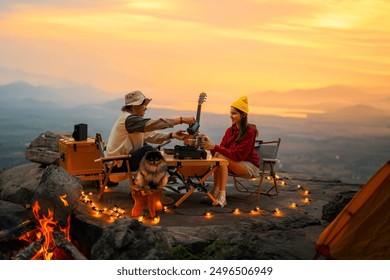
[256,140,277,144]
[95,155,132,162]
[262,158,280,164]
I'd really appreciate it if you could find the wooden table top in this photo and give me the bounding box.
[162,152,229,167]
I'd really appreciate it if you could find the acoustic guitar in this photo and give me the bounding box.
[187,92,207,135]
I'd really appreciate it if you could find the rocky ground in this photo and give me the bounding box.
[0,131,363,260]
[90,169,361,260]
[0,162,361,260]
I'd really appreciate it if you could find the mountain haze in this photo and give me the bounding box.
[0,81,114,107]
[249,85,390,112]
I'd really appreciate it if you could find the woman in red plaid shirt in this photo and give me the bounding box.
[202,96,259,207]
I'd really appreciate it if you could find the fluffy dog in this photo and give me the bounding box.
[135,150,169,191]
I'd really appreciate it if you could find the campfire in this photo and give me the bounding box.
[1,196,86,260]
[17,200,72,260]
[1,190,162,260]
[0,165,177,261]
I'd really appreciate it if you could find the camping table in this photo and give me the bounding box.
[162,152,229,208]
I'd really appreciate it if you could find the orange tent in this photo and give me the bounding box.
[315,160,390,259]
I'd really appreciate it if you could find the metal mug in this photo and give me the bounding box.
[188,139,196,147]
[196,136,205,148]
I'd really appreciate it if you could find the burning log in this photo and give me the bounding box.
[0,220,38,243]
[53,232,87,260]
[13,237,45,260]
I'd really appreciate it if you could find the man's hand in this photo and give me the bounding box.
[172,130,188,140]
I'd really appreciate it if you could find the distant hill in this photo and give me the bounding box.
[248,84,390,112]
[0,81,114,107]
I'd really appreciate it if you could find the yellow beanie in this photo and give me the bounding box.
[231,96,249,114]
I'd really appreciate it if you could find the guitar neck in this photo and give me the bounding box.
[196,104,202,123]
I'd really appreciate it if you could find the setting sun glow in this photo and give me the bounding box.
[1,0,389,116]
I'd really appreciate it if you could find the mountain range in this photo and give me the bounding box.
[1,81,389,185]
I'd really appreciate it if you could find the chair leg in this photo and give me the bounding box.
[131,189,162,218]
[264,163,279,196]
[232,176,262,203]
[231,161,280,202]
[98,169,112,201]
[125,160,134,187]
[147,190,162,218]
[257,163,266,197]
[131,189,146,217]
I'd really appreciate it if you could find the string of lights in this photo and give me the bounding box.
[79,175,316,224]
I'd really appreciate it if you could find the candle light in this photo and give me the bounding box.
[204,212,213,218]
[273,208,282,216]
[163,205,170,213]
[290,202,297,208]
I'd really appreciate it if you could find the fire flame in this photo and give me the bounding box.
[59,194,69,207]
[18,197,71,260]
[31,201,57,260]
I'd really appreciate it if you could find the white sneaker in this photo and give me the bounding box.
[212,191,227,207]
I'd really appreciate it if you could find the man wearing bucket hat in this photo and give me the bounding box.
[201,96,259,207]
[105,90,195,171]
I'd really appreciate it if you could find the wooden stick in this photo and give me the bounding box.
[0,220,38,243]
[13,237,44,260]
[53,232,87,260]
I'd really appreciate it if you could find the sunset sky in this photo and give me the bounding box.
[1,0,389,115]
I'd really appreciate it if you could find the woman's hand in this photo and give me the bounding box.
[201,136,215,150]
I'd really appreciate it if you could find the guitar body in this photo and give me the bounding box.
[186,122,199,135]
[186,92,207,136]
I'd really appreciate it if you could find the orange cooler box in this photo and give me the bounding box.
[59,138,101,176]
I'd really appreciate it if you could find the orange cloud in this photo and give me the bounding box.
[0,0,389,114]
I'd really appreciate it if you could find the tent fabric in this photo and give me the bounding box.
[315,160,390,260]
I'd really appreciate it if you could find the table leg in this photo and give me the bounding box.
[206,191,219,205]
[172,165,221,208]
[173,187,196,208]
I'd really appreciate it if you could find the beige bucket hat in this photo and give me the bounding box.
[121,90,152,110]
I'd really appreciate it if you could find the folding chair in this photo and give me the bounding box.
[94,133,135,201]
[94,135,172,218]
[229,138,281,203]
